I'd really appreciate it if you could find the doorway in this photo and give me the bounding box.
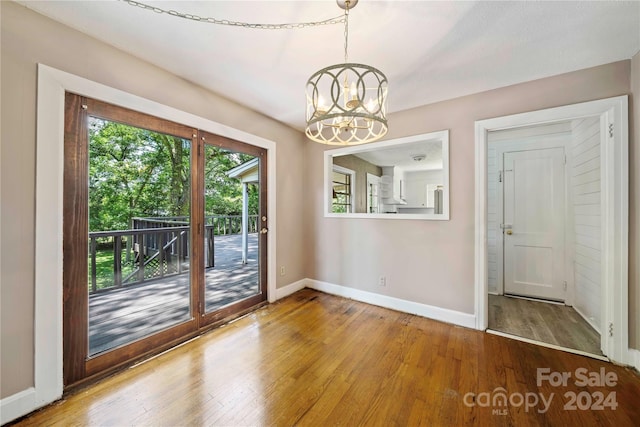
[63,94,267,386]
[486,122,604,356]
[474,96,630,365]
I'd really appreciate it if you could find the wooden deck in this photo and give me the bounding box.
[89,233,259,355]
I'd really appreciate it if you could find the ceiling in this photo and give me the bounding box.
[353,139,443,171]
[18,0,640,132]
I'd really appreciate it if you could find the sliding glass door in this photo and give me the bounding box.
[86,115,194,357]
[199,133,267,323]
[63,94,267,386]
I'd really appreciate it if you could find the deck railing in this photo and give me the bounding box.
[132,215,259,235]
[88,215,258,294]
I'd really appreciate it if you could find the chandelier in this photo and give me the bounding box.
[305,0,389,145]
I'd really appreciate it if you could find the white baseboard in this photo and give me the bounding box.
[629,348,640,372]
[1,387,37,425]
[4,279,635,425]
[275,278,307,300]
[305,279,476,329]
[572,304,601,334]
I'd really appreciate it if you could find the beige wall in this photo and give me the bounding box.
[630,50,640,350]
[305,61,633,332]
[333,155,382,213]
[2,0,639,406]
[0,2,307,398]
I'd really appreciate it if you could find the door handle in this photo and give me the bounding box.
[506,230,513,235]
[260,228,268,234]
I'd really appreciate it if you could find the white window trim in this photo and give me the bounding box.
[323,130,450,220]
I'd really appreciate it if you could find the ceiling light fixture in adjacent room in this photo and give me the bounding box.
[305,0,389,145]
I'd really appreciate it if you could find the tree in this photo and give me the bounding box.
[89,118,191,231]
[203,146,259,217]
[89,118,259,232]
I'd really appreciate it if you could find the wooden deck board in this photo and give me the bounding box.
[89,233,259,355]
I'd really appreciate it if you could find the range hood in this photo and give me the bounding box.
[380,167,406,205]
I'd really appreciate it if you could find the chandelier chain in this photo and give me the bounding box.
[121,0,346,30]
[344,3,350,63]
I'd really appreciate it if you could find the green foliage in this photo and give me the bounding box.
[89,118,259,232]
[203,145,259,216]
[88,247,134,290]
[89,118,191,231]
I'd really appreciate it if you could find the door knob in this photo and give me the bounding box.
[506,230,513,235]
[260,228,268,234]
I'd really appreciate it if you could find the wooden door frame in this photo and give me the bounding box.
[29,65,277,411]
[63,94,204,386]
[198,131,268,325]
[475,95,629,365]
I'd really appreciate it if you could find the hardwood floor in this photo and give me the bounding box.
[488,294,603,356]
[13,290,640,426]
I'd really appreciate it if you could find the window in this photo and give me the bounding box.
[331,165,355,213]
[324,130,450,220]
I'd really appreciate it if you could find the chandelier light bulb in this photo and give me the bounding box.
[366,98,376,112]
[317,95,327,112]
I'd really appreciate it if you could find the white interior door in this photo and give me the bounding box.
[503,147,566,301]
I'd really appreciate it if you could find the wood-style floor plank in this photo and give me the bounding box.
[11,289,640,426]
[489,294,603,355]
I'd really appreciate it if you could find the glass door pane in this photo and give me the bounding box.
[202,145,261,313]
[87,117,192,356]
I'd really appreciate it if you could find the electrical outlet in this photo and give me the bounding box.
[280,266,286,276]
[378,276,386,287]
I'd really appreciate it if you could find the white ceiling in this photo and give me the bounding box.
[353,139,443,171]
[19,0,640,131]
